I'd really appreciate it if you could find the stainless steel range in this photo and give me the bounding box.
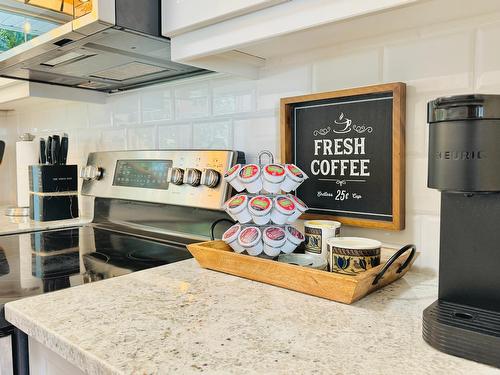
[0,149,243,375]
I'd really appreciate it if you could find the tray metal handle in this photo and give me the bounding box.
[372,244,416,285]
[258,150,274,166]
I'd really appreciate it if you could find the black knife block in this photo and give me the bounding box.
[28,164,79,221]
[29,164,78,193]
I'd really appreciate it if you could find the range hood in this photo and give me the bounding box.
[0,0,208,92]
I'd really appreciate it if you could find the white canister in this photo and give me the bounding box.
[248,195,272,225]
[222,224,245,253]
[270,195,296,225]
[281,164,308,192]
[225,194,252,223]
[262,226,286,257]
[224,164,245,192]
[304,220,341,259]
[286,194,308,223]
[282,225,305,254]
[262,164,286,194]
[16,134,38,208]
[238,226,263,256]
[239,164,262,193]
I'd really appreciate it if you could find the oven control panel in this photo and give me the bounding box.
[81,150,243,210]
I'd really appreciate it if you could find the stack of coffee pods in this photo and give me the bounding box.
[222,151,309,257]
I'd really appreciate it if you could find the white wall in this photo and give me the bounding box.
[3,11,500,272]
[0,110,16,205]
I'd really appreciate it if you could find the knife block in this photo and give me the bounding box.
[28,165,79,221]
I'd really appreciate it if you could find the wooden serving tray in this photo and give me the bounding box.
[187,241,417,304]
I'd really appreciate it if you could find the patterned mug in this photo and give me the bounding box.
[327,237,381,274]
[304,220,341,260]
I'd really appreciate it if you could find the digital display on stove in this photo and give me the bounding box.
[113,160,172,190]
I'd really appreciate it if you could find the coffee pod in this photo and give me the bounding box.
[282,225,305,254]
[224,164,244,192]
[238,226,263,256]
[248,195,272,225]
[262,164,286,193]
[270,195,296,225]
[327,237,381,274]
[262,226,286,257]
[225,194,251,223]
[239,164,262,193]
[286,194,308,222]
[304,220,341,259]
[281,164,308,192]
[222,224,244,253]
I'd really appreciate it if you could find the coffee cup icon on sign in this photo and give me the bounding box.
[332,113,352,134]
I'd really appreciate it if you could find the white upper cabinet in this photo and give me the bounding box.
[162,0,289,36]
[163,0,420,78]
[163,0,500,79]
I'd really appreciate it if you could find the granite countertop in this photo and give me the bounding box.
[5,259,500,375]
[0,207,91,236]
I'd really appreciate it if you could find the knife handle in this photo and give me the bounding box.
[60,136,68,165]
[39,138,46,164]
[52,135,60,165]
[46,136,52,164]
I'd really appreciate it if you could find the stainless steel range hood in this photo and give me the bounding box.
[0,0,208,92]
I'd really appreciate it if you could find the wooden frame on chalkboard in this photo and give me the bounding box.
[280,82,405,230]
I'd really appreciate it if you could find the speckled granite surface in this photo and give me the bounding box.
[5,259,500,375]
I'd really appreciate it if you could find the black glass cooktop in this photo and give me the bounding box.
[0,226,192,331]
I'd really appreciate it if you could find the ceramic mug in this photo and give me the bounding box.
[304,220,341,259]
[327,237,381,275]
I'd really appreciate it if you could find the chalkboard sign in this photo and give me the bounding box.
[280,83,405,230]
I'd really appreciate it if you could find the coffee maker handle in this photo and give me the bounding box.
[372,244,416,285]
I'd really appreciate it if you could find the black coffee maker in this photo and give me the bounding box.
[423,94,500,367]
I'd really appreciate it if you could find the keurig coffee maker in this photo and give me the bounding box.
[423,94,500,367]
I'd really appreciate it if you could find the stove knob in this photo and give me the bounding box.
[170,168,184,185]
[201,168,220,188]
[184,168,202,187]
[80,165,103,181]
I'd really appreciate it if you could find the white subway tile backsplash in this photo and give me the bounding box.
[313,49,381,92]
[384,32,474,92]
[193,120,232,149]
[17,111,33,133]
[111,95,140,126]
[233,117,278,163]
[476,22,500,89]
[158,123,193,148]
[340,214,423,255]
[405,91,429,157]
[99,129,127,151]
[257,65,312,111]
[212,78,256,115]
[65,103,89,129]
[141,88,173,123]
[36,104,68,131]
[87,103,112,128]
[127,125,157,150]
[175,83,210,120]
[406,157,441,215]
[418,215,440,272]
[75,128,97,158]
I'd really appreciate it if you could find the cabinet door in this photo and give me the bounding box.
[162,0,289,36]
[29,337,85,375]
[0,336,13,375]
